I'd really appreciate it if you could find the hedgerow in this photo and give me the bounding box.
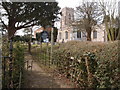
[52,41,119,88]
[31,41,119,88]
[2,41,25,88]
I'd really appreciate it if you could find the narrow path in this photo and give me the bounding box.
[24,52,75,88]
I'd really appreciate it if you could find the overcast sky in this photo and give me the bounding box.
[56,0,80,9]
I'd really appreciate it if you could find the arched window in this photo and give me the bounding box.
[72,15,74,21]
[69,14,71,20]
[65,31,68,39]
[77,31,81,38]
[93,31,97,39]
[59,32,62,39]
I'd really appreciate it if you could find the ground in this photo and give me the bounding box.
[24,52,76,88]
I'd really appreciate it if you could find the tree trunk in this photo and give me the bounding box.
[86,30,92,41]
[8,28,16,40]
[28,28,32,54]
[28,41,31,54]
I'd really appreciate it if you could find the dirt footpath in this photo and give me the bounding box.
[24,53,76,88]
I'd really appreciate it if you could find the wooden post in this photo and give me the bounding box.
[18,67,22,89]
[9,39,13,88]
[3,57,6,87]
[46,42,48,65]
[49,47,50,68]
[28,27,32,54]
[85,56,92,87]
[40,42,42,64]
[27,60,29,70]
[44,45,46,65]
[31,61,33,71]
[50,27,54,66]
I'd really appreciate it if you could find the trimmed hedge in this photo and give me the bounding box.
[52,41,119,88]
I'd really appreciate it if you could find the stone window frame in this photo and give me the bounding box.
[65,31,68,39]
[93,30,97,39]
[77,31,81,38]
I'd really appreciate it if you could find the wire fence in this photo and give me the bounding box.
[2,40,25,89]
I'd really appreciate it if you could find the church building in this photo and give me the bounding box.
[57,7,107,42]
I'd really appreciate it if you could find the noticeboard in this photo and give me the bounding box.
[41,31,49,43]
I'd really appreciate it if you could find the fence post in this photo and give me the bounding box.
[46,42,48,65]
[50,27,54,66]
[26,60,28,70]
[85,56,93,88]
[31,61,33,71]
[3,57,6,87]
[9,39,13,88]
[18,67,22,89]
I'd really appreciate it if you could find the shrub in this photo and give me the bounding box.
[52,41,119,88]
[2,41,25,88]
[32,41,119,88]
[13,42,25,88]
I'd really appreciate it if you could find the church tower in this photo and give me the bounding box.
[57,7,74,42]
[60,7,74,30]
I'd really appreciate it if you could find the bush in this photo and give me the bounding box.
[31,41,119,88]
[13,42,25,88]
[52,41,119,88]
[2,41,25,88]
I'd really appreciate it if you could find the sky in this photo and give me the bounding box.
[56,0,80,9]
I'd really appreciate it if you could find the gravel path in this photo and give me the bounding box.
[24,53,75,88]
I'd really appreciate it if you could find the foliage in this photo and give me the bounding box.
[31,41,119,88]
[12,42,25,88]
[1,1,60,38]
[12,35,22,42]
[48,27,58,42]
[36,33,41,41]
[12,35,37,42]
[52,46,98,88]
[2,41,25,88]
[2,35,9,56]
[52,41,119,88]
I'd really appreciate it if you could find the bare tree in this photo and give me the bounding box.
[99,0,119,41]
[75,1,102,41]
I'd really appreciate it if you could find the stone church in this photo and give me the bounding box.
[57,7,108,42]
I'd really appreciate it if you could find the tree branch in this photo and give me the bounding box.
[21,19,36,27]
[0,19,8,29]
[16,23,35,30]
[2,2,11,17]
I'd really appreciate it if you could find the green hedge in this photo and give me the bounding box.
[13,42,25,88]
[2,42,25,88]
[52,41,119,88]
